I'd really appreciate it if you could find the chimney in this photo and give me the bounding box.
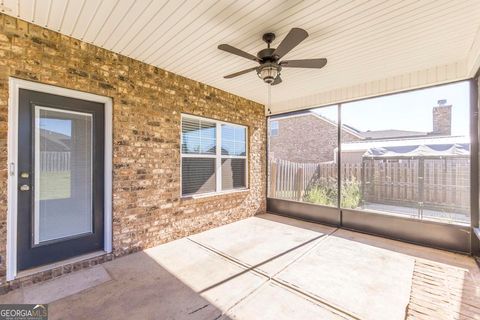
[432,99,452,136]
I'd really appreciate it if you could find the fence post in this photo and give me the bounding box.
[270,161,277,198]
[418,158,424,219]
[361,160,365,205]
[296,167,304,201]
[370,160,374,202]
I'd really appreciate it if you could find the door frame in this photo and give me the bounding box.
[6,78,113,281]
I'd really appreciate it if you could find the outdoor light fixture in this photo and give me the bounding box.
[257,63,281,84]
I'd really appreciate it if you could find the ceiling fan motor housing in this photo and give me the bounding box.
[257,48,277,61]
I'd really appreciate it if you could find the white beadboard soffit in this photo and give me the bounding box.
[1,0,480,114]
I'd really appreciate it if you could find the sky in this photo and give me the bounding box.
[40,118,72,136]
[313,81,471,136]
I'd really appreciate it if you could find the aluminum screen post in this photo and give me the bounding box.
[471,78,480,256]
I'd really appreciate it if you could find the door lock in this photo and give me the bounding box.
[19,185,30,191]
[20,172,29,178]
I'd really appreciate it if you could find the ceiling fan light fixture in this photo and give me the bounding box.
[257,64,280,84]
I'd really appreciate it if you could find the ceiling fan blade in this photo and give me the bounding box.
[218,44,259,62]
[273,28,308,59]
[272,76,282,85]
[224,67,258,79]
[281,58,327,69]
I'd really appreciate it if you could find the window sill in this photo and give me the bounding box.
[181,188,249,200]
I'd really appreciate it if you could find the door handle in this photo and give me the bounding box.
[19,185,30,191]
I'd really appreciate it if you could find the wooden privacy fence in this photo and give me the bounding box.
[269,159,337,201]
[269,156,470,213]
[40,152,71,172]
[362,157,470,214]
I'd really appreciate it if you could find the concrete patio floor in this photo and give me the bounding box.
[1,213,479,320]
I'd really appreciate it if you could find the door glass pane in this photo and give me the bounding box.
[35,106,93,244]
[340,81,470,225]
[267,105,339,207]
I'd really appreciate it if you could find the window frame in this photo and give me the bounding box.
[180,114,248,197]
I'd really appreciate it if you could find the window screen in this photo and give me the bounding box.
[267,81,471,226]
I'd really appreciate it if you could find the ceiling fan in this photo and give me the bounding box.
[218,28,327,85]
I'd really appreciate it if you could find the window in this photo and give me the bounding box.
[181,115,247,196]
[270,121,279,136]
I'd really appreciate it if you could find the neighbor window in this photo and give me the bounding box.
[270,121,279,136]
[181,115,247,196]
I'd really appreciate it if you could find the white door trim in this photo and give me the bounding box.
[6,78,113,281]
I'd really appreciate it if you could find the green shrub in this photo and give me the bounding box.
[340,178,361,209]
[303,178,361,209]
[304,182,337,207]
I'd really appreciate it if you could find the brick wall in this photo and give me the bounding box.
[0,14,266,291]
[269,114,361,163]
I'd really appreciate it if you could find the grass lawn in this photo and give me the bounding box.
[40,171,71,200]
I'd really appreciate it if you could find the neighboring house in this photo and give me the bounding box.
[268,112,363,163]
[40,129,71,152]
[38,129,72,173]
[269,101,453,163]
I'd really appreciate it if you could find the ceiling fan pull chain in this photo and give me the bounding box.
[267,84,272,115]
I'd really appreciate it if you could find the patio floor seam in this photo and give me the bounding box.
[187,228,362,319]
[187,227,337,281]
[214,279,271,320]
[269,227,340,279]
[265,228,363,319]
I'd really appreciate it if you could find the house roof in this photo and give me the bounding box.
[40,129,71,152]
[341,136,469,152]
[271,110,431,140]
[358,129,429,140]
[270,110,364,139]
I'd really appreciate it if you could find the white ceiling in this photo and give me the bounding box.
[2,0,480,114]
